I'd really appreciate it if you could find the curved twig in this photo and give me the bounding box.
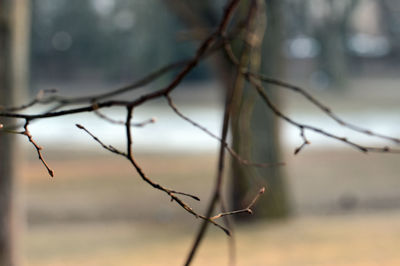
[166,94,284,167]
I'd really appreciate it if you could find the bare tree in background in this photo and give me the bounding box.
[230,0,289,219]
[0,0,30,265]
[312,0,360,89]
[166,0,289,220]
[1,1,400,265]
[0,10,16,262]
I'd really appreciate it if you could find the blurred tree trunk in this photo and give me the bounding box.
[230,0,289,219]
[377,0,400,60]
[0,0,29,265]
[314,0,359,90]
[315,20,348,90]
[165,0,289,220]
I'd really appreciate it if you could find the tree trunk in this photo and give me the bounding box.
[165,0,289,219]
[314,0,359,90]
[0,0,29,265]
[315,18,348,90]
[231,0,289,220]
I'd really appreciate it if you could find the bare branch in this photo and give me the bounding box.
[0,89,57,112]
[78,115,228,233]
[94,108,156,127]
[210,187,265,220]
[248,72,400,145]
[294,128,311,155]
[21,120,54,177]
[165,94,283,168]
[223,39,400,154]
[247,74,400,154]
[76,124,126,156]
[23,60,188,108]
[185,1,242,264]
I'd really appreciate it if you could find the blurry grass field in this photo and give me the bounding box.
[25,211,400,266]
[21,148,400,266]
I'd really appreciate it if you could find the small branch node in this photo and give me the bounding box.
[92,102,99,110]
[294,141,308,155]
[170,190,201,201]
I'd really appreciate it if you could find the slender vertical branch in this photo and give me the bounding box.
[184,66,235,266]
[183,0,243,262]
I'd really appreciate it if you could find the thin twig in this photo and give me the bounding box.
[0,39,227,119]
[166,94,283,167]
[21,120,54,177]
[210,187,265,220]
[184,72,234,264]
[0,89,57,112]
[94,108,156,127]
[78,117,228,232]
[29,61,189,107]
[246,74,400,154]
[294,128,311,155]
[248,72,400,145]
[0,34,227,121]
[223,39,400,154]
[219,197,236,266]
[184,1,242,264]
[126,154,230,234]
[75,124,126,156]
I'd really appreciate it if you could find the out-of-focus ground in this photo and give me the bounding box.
[20,77,400,265]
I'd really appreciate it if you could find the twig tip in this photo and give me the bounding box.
[294,147,301,155]
[48,169,54,177]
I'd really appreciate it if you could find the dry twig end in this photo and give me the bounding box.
[76,124,84,129]
[48,169,54,177]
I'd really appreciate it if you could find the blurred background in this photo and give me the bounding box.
[1,0,400,265]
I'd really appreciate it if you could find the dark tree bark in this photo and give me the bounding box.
[0,2,15,264]
[0,1,29,265]
[230,0,289,219]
